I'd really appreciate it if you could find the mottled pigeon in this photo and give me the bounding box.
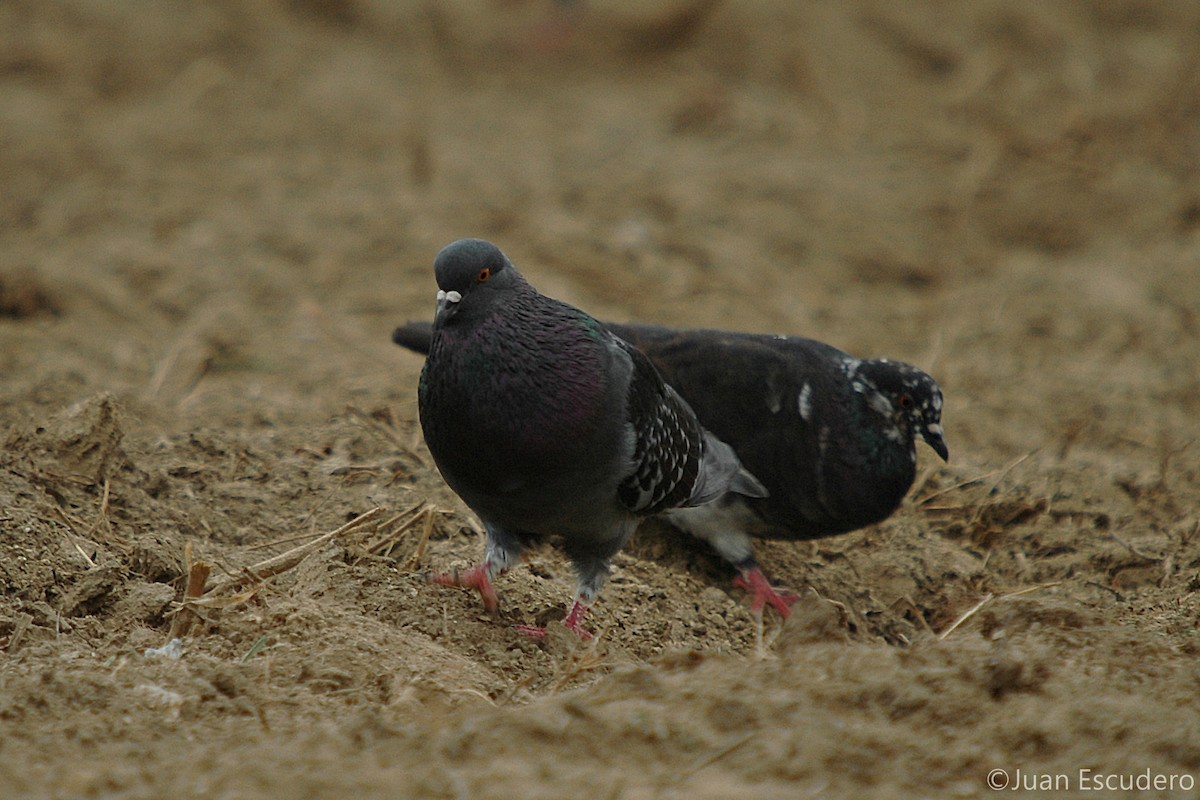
[414,239,767,637]
[395,317,948,618]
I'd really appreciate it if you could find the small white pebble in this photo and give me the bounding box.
[144,638,184,660]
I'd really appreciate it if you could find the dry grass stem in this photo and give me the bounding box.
[293,472,352,533]
[938,581,1062,639]
[1000,582,1061,599]
[937,592,994,640]
[169,545,213,638]
[346,405,409,451]
[919,451,1035,507]
[361,501,434,560]
[202,506,387,598]
[681,732,756,780]
[403,505,439,569]
[1107,533,1165,563]
[4,613,33,653]
[551,628,612,693]
[890,595,936,635]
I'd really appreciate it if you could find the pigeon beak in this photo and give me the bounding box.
[435,289,462,322]
[922,422,949,462]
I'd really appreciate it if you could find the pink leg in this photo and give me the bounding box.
[733,566,799,618]
[514,599,594,641]
[560,600,593,639]
[427,565,500,613]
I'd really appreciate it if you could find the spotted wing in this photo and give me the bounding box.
[615,338,704,515]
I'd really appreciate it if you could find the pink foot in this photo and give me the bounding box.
[733,566,799,618]
[428,565,499,613]
[514,624,547,640]
[514,600,594,641]
[561,600,594,640]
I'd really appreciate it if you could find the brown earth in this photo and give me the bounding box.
[3,1,1200,798]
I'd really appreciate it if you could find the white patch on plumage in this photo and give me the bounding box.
[859,385,906,444]
[767,392,781,414]
[881,420,906,444]
[867,390,893,417]
[798,382,813,421]
[666,499,758,564]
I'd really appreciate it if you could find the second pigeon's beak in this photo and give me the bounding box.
[922,422,949,462]
[434,289,462,323]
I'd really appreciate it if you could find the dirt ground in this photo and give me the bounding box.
[3,1,1200,797]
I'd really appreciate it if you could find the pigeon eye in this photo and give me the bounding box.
[476,268,492,283]
[897,393,912,409]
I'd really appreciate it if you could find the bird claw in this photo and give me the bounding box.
[514,624,548,640]
[733,567,799,619]
[514,600,594,641]
[427,565,500,613]
[561,599,594,640]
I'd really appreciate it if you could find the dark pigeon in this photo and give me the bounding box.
[395,317,949,618]
[414,239,767,638]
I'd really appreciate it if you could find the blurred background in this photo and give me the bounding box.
[4,0,1199,460]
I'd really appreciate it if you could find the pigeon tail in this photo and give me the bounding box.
[731,465,768,499]
[688,430,767,507]
[392,320,434,353]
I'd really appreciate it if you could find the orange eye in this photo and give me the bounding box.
[476,268,491,283]
[897,393,912,409]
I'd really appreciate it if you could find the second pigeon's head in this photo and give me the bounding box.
[431,238,523,326]
[854,359,949,462]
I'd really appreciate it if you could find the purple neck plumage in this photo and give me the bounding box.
[431,290,613,456]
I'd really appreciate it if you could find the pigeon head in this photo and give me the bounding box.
[854,359,949,462]
[432,238,523,326]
